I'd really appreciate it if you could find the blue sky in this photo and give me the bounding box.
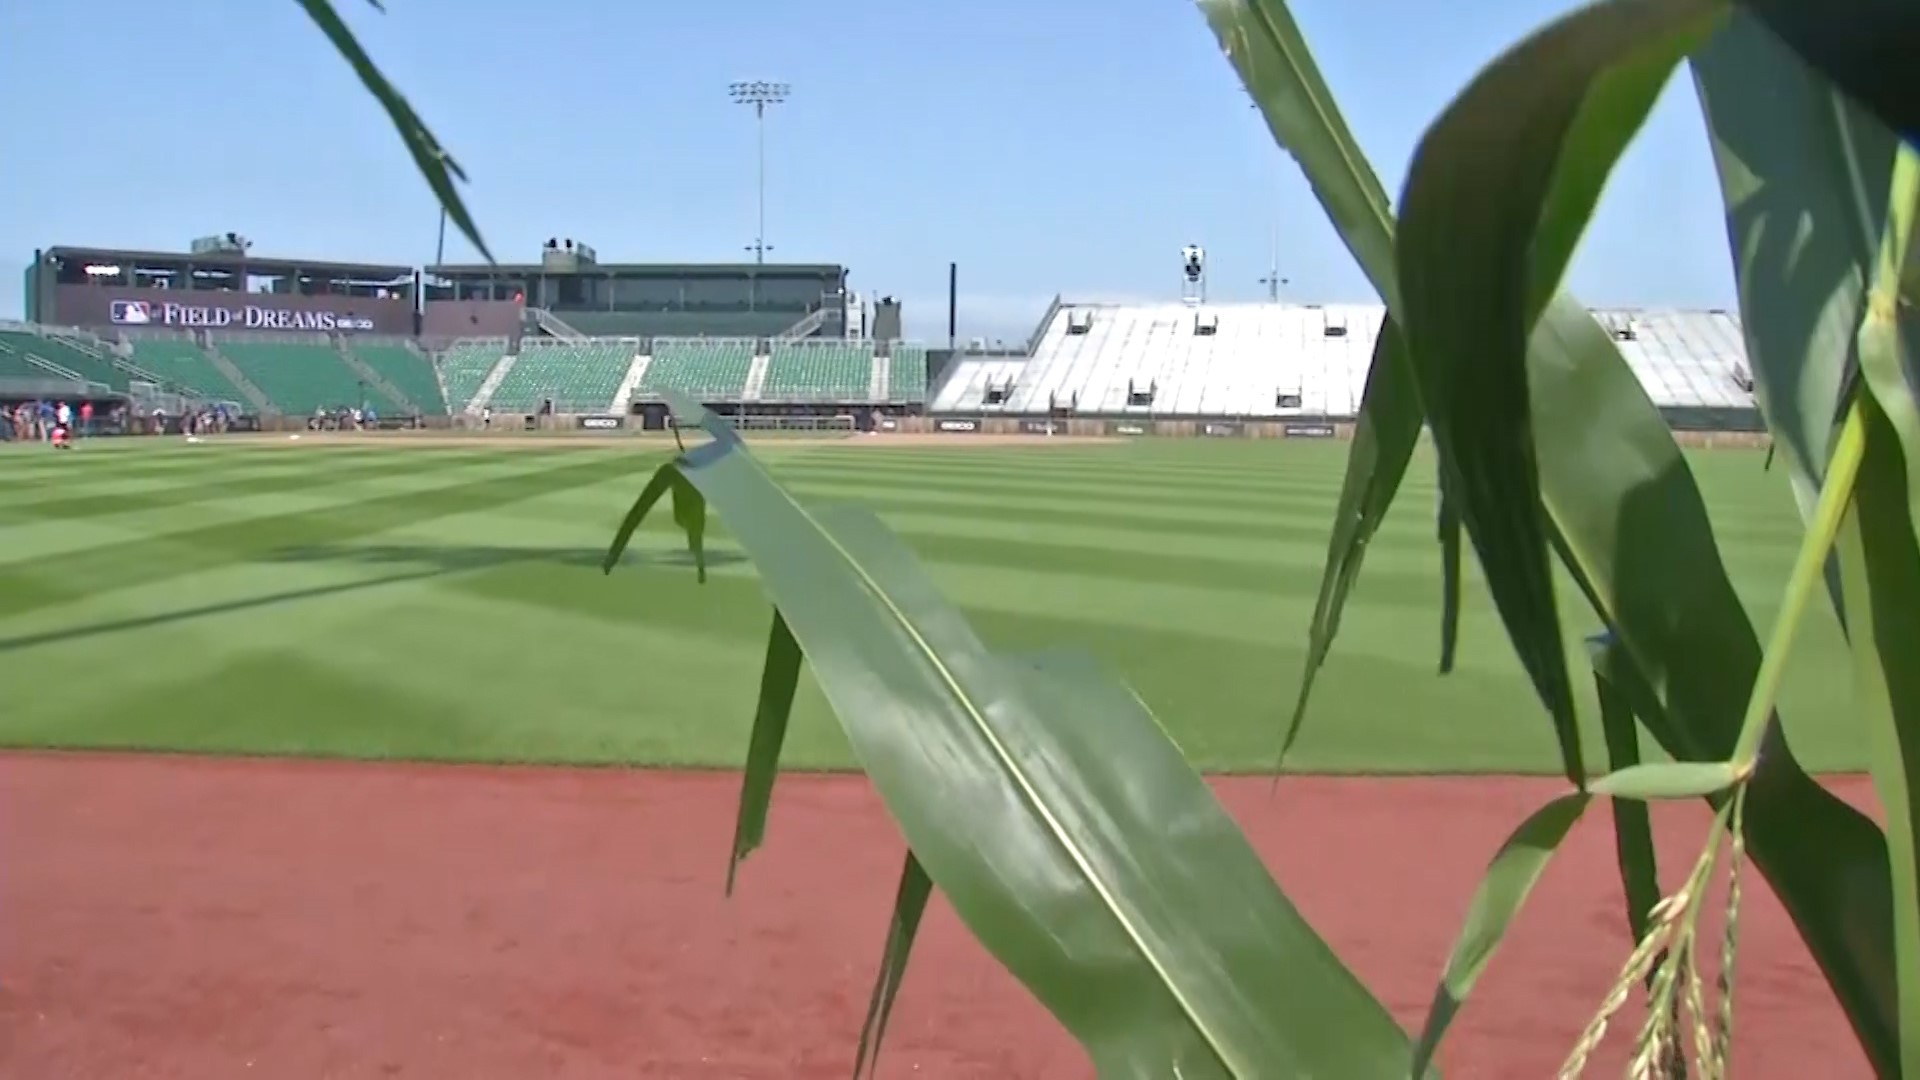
[0,0,1735,342]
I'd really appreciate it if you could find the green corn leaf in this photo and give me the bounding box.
[1410,793,1591,1078]
[1691,13,1899,626]
[1203,3,1897,1054]
[1378,0,1901,1063]
[1437,453,1462,674]
[1588,761,1741,801]
[294,0,492,263]
[1835,385,1920,1079]
[1279,319,1422,765]
[1831,149,1920,1078]
[726,610,802,895]
[1732,0,1920,145]
[1587,632,1666,953]
[1396,0,1727,785]
[1195,0,1398,306]
[604,462,707,582]
[616,394,1415,1077]
[853,851,933,1079]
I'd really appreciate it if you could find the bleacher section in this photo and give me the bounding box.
[127,336,250,402]
[350,340,448,415]
[488,340,635,411]
[761,341,874,400]
[1595,309,1753,416]
[0,328,128,390]
[930,357,1030,412]
[998,303,1377,416]
[888,345,929,404]
[0,346,45,382]
[437,341,507,412]
[220,339,391,415]
[925,303,1757,422]
[638,339,755,400]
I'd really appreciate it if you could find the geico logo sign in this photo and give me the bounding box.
[938,420,978,432]
[580,417,620,429]
[1115,424,1147,435]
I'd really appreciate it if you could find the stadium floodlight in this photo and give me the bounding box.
[729,80,791,265]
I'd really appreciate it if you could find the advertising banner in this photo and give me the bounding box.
[877,418,899,432]
[576,415,625,431]
[374,416,420,431]
[935,418,979,434]
[1108,421,1149,437]
[1283,423,1337,438]
[228,415,262,433]
[1200,422,1242,438]
[1019,419,1060,435]
[56,284,413,335]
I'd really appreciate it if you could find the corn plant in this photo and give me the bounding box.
[313,0,1920,1072]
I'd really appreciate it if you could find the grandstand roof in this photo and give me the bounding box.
[44,245,412,278]
[426,261,844,278]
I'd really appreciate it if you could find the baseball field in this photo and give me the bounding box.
[0,431,1870,1077]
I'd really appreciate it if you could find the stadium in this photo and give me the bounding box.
[5,233,1760,437]
[2,233,1851,1079]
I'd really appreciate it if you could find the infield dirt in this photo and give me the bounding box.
[0,753,1863,1079]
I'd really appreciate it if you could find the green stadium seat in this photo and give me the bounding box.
[126,336,250,402]
[488,341,636,412]
[638,339,755,400]
[350,340,448,415]
[0,344,45,382]
[888,345,929,404]
[0,329,128,390]
[437,341,507,412]
[219,339,396,415]
[761,341,874,401]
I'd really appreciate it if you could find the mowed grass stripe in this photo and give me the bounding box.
[0,442,412,488]
[0,451,649,618]
[0,438,1857,775]
[0,449,523,522]
[774,451,1348,498]
[0,451,623,570]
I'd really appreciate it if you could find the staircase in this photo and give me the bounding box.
[870,357,890,402]
[775,307,829,341]
[43,326,115,360]
[742,354,771,402]
[467,354,516,414]
[23,353,84,383]
[609,356,651,413]
[337,342,419,413]
[204,346,274,413]
[527,307,587,341]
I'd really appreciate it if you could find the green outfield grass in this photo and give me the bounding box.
[0,434,1855,774]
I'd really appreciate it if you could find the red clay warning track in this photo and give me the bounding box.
[0,754,1869,1078]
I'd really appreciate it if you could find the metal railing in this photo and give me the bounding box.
[774,306,829,341]
[1024,294,1064,355]
[527,307,587,341]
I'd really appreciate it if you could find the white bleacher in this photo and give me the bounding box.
[1596,308,1752,410]
[938,301,1756,420]
[929,357,1030,411]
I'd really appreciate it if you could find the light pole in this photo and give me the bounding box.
[1248,94,1285,303]
[729,80,790,265]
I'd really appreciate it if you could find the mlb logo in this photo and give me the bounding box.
[110,299,152,325]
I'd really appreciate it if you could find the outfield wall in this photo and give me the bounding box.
[217,410,1768,448]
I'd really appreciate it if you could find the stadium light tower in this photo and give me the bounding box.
[730,80,790,265]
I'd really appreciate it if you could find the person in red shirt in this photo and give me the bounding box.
[79,400,94,437]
